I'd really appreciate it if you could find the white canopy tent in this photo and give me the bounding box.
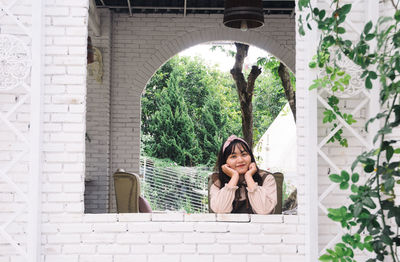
[254,103,297,182]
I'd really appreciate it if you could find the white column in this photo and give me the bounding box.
[28,0,44,261]
[367,0,380,145]
[302,1,319,260]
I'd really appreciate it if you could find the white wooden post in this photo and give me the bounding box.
[304,1,319,259]
[367,0,380,145]
[28,0,44,261]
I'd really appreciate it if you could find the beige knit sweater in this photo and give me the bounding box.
[209,175,277,214]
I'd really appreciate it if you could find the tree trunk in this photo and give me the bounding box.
[230,43,262,149]
[278,62,296,122]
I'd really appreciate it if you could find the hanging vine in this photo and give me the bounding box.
[298,0,400,261]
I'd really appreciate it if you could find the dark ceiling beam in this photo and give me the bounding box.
[97,6,294,11]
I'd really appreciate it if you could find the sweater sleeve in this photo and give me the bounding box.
[247,175,277,215]
[209,181,238,214]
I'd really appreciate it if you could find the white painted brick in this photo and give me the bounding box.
[264,244,297,254]
[151,213,184,221]
[150,233,182,244]
[249,234,282,244]
[161,222,194,232]
[283,215,299,224]
[183,233,215,244]
[181,255,213,262]
[114,255,147,262]
[250,215,283,223]
[282,234,304,244]
[62,244,96,254]
[57,223,91,233]
[148,255,180,262]
[130,244,163,254]
[47,234,80,244]
[116,233,149,244]
[247,255,280,262]
[230,244,263,253]
[195,222,229,233]
[128,222,161,232]
[45,255,78,262]
[117,213,151,222]
[214,255,246,262]
[52,17,86,26]
[82,233,115,243]
[93,223,127,232]
[263,224,297,234]
[96,244,130,254]
[217,214,249,222]
[79,255,113,262]
[164,244,196,253]
[228,223,261,233]
[198,244,229,254]
[216,234,248,244]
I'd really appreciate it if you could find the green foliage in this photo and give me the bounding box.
[299,1,400,261]
[142,55,287,165]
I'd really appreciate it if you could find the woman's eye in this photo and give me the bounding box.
[242,153,248,157]
[230,155,237,159]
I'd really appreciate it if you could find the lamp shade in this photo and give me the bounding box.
[223,0,264,30]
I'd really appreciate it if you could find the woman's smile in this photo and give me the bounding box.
[226,144,251,175]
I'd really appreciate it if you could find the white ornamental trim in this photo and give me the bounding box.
[0,34,31,91]
[318,49,364,98]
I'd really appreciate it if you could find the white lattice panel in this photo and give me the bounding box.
[316,0,379,259]
[0,0,42,261]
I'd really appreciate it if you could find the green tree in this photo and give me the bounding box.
[146,71,201,166]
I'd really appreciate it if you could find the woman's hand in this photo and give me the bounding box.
[222,164,239,178]
[244,163,258,191]
[245,162,257,177]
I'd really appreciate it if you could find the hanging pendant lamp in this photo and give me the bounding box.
[223,0,264,31]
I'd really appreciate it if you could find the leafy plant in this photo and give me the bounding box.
[299,0,400,261]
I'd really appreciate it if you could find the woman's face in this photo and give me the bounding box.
[225,144,251,175]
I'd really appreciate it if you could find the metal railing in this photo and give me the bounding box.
[140,158,212,213]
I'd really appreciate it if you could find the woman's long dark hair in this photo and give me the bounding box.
[214,139,262,187]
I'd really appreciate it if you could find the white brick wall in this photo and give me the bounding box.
[85,9,112,214]
[1,1,397,262]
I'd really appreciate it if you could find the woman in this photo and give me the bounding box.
[209,135,277,214]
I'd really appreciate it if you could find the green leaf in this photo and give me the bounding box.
[365,77,372,89]
[365,34,375,41]
[363,21,373,34]
[351,173,359,183]
[337,27,346,34]
[319,254,333,262]
[364,164,374,173]
[309,61,317,68]
[341,4,352,15]
[395,10,400,21]
[368,71,377,79]
[351,184,358,193]
[341,170,350,182]
[386,146,394,161]
[340,182,349,190]
[384,177,395,191]
[329,174,342,183]
[353,202,363,216]
[381,234,392,245]
[362,197,376,209]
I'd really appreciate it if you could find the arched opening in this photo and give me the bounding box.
[83,12,296,214]
[139,42,297,213]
